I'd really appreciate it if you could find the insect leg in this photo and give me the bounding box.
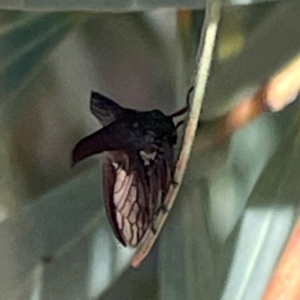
[155,203,169,215]
[186,86,194,106]
[169,106,189,118]
[169,86,194,118]
[171,178,178,186]
[175,120,184,129]
[151,222,158,235]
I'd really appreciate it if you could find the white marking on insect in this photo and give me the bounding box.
[121,199,132,217]
[123,218,132,242]
[128,202,139,223]
[137,212,143,228]
[116,211,122,226]
[131,225,138,245]
[113,169,133,207]
[129,186,137,203]
[139,150,157,166]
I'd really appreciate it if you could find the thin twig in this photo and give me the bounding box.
[262,217,300,300]
[131,0,222,268]
[194,54,300,153]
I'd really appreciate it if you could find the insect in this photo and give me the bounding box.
[72,91,189,247]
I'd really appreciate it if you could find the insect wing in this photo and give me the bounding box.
[103,144,175,247]
[103,152,151,247]
[90,91,127,126]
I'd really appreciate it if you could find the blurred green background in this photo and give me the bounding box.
[0,1,300,300]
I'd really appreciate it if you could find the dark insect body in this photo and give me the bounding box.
[72,91,188,247]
